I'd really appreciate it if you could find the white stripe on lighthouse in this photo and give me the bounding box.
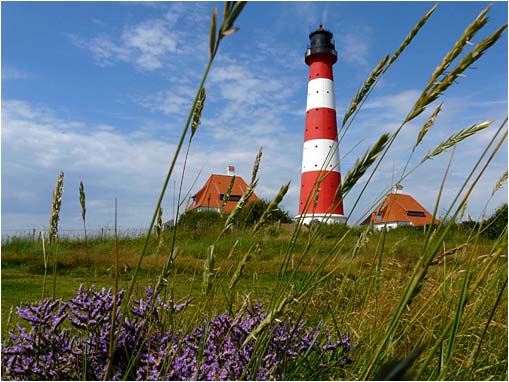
[306,78,335,111]
[301,138,340,173]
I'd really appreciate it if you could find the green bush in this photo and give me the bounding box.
[178,209,225,230]
[237,199,292,227]
[482,203,508,240]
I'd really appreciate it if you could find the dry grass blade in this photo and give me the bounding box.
[339,133,390,198]
[202,245,216,296]
[191,87,206,138]
[252,181,290,235]
[431,243,468,265]
[221,175,236,211]
[423,120,493,161]
[49,171,64,244]
[342,55,389,128]
[414,102,443,149]
[491,169,507,196]
[388,3,438,67]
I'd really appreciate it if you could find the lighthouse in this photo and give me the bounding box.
[297,25,346,225]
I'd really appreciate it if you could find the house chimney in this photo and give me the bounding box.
[227,165,235,176]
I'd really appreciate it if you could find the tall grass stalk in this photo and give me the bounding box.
[49,171,64,299]
[79,180,92,287]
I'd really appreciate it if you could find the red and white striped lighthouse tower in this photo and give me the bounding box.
[297,25,346,224]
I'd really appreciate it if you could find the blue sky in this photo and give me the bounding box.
[2,1,508,235]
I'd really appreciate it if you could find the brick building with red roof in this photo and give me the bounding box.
[363,192,439,230]
[186,174,258,214]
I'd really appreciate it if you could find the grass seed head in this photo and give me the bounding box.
[423,120,493,161]
[342,55,390,128]
[388,3,438,68]
[252,181,290,235]
[414,102,443,149]
[49,171,64,244]
[79,180,86,222]
[407,11,505,123]
[340,133,391,198]
[191,87,206,138]
[492,169,508,196]
[251,147,263,185]
[221,175,236,212]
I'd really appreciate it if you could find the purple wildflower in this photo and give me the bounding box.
[2,286,353,380]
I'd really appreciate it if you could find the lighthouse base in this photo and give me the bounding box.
[295,213,347,226]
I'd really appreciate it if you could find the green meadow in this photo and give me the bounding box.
[2,220,507,379]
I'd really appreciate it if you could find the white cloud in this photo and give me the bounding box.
[338,31,371,67]
[70,2,211,71]
[122,20,178,69]
[2,67,30,80]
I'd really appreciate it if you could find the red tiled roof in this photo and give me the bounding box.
[186,174,259,214]
[364,193,439,226]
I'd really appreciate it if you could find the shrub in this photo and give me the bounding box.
[237,199,292,227]
[178,210,225,230]
[482,203,508,240]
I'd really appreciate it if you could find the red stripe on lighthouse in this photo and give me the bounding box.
[299,171,344,215]
[308,57,334,80]
[304,108,338,141]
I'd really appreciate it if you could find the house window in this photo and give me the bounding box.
[219,194,242,202]
[407,211,425,217]
[376,212,383,219]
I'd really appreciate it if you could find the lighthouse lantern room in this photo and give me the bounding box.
[297,25,346,225]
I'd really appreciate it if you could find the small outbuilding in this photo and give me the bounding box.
[362,192,439,231]
[186,172,258,214]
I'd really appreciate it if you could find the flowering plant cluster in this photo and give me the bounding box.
[2,286,352,380]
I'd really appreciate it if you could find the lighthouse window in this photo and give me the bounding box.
[316,90,319,93]
[315,145,318,148]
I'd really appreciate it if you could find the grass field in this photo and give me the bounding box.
[2,223,507,379]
